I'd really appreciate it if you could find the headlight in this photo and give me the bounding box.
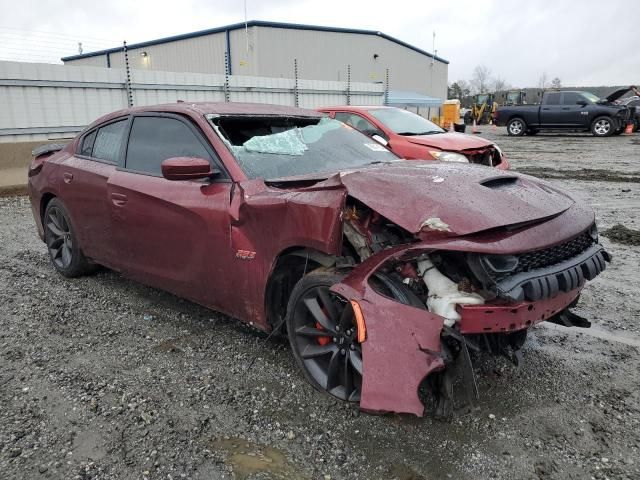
[429,151,469,163]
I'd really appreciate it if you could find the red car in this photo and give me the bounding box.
[28,102,608,416]
[318,106,509,169]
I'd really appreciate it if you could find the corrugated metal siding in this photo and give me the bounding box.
[66,32,229,74]
[0,60,383,142]
[64,25,447,100]
[253,27,447,101]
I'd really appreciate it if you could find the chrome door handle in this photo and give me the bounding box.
[63,172,73,183]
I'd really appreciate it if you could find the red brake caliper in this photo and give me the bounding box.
[315,322,331,346]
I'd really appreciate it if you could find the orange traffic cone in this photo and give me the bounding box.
[472,119,479,134]
[625,122,634,135]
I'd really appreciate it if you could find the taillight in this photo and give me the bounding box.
[28,156,46,177]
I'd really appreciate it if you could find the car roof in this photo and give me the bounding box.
[91,102,322,127]
[317,105,394,112]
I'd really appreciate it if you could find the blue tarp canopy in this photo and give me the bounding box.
[386,90,442,107]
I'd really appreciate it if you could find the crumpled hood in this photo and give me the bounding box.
[337,162,575,236]
[403,132,494,151]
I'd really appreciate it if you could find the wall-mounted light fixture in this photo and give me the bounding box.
[373,53,379,60]
[140,51,149,58]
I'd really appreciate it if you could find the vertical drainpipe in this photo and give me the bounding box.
[106,52,111,68]
[225,29,232,75]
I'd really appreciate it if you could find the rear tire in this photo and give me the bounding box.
[44,198,95,278]
[507,118,526,136]
[591,116,614,137]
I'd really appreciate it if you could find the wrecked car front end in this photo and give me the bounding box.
[325,166,610,416]
[205,108,610,417]
[331,222,609,416]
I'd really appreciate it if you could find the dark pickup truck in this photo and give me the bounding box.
[495,88,634,137]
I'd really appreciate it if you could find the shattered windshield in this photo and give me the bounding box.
[209,116,399,180]
[368,108,444,136]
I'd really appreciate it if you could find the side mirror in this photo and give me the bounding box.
[161,157,216,181]
[371,134,389,146]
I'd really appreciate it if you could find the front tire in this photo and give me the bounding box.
[591,116,614,137]
[507,118,526,136]
[286,270,425,403]
[44,198,95,277]
[286,271,362,402]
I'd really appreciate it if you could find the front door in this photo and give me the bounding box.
[107,114,233,307]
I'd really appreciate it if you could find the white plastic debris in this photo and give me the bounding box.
[417,257,485,327]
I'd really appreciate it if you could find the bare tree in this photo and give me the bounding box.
[457,79,471,97]
[538,72,549,90]
[492,76,509,93]
[551,77,562,88]
[471,65,492,94]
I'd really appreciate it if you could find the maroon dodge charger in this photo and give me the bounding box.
[28,102,609,416]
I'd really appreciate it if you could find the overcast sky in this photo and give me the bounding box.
[1,0,638,87]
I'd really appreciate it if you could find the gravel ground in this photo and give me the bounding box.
[1,126,639,480]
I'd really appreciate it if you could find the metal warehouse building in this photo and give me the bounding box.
[62,20,449,102]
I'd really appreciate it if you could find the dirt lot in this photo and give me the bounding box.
[1,127,639,480]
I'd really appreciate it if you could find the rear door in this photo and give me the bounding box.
[107,113,233,306]
[58,117,129,264]
[539,92,563,127]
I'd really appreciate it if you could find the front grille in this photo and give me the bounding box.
[514,231,594,273]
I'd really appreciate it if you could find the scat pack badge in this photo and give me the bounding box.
[235,249,256,260]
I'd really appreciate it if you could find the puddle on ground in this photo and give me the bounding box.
[387,463,427,480]
[211,437,308,480]
[542,323,640,348]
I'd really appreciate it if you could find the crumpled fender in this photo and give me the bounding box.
[331,246,445,416]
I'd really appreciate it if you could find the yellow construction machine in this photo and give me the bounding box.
[463,93,498,125]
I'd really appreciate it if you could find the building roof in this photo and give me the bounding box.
[61,20,449,64]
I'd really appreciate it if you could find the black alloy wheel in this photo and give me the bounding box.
[44,198,95,277]
[46,205,73,269]
[287,272,362,402]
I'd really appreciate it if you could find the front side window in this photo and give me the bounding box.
[126,116,212,175]
[92,120,127,163]
[334,112,378,134]
[368,108,444,136]
[562,92,581,105]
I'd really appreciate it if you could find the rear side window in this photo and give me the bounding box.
[543,93,561,105]
[80,130,97,156]
[126,117,212,175]
[92,120,127,163]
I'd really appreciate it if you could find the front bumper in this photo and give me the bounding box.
[330,234,608,416]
